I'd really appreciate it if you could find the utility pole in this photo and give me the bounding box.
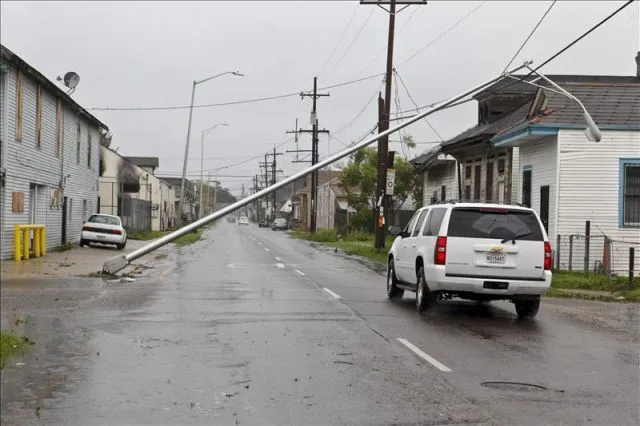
[269,146,283,218]
[361,0,426,248]
[290,77,329,233]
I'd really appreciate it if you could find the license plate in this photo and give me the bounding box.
[97,235,106,240]
[486,254,505,264]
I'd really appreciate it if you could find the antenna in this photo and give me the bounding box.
[56,71,80,95]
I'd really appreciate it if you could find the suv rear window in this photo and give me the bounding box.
[447,207,544,241]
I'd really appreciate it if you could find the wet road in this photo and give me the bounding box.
[1,222,639,425]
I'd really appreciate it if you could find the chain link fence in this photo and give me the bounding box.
[554,233,638,278]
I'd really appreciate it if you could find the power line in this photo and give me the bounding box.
[317,4,360,78]
[87,73,383,112]
[353,5,421,80]
[323,8,375,82]
[332,78,385,134]
[396,1,488,68]
[502,0,557,73]
[394,69,444,141]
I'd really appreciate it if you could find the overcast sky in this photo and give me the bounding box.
[2,1,638,195]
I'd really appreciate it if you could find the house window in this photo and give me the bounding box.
[35,85,43,148]
[486,160,494,201]
[474,163,482,201]
[55,99,62,157]
[15,71,23,141]
[620,159,640,228]
[76,122,81,163]
[440,185,446,202]
[522,167,532,208]
[87,132,92,168]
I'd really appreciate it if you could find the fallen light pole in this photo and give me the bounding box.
[102,62,530,275]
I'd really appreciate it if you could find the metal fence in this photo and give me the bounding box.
[554,234,638,278]
[118,196,151,234]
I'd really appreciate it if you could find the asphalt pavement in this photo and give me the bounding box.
[1,221,638,425]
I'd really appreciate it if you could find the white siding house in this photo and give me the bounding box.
[0,44,108,259]
[492,76,640,276]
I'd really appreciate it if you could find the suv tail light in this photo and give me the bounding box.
[434,236,447,265]
[112,229,122,235]
[544,241,552,270]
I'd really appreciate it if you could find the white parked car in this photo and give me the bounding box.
[386,202,552,319]
[271,218,288,231]
[238,216,250,225]
[81,214,128,250]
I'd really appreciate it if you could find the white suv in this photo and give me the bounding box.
[386,202,552,319]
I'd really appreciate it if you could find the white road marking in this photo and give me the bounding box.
[257,242,263,245]
[275,256,282,261]
[397,338,452,373]
[295,269,305,276]
[264,248,270,252]
[322,288,342,299]
[227,264,235,268]
[275,263,286,269]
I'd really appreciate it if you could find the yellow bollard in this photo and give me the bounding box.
[41,227,46,256]
[34,228,41,257]
[22,228,30,260]
[14,225,21,261]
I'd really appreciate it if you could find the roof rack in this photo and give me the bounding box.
[428,199,528,207]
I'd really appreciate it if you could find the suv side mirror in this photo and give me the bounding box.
[388,225,403,237]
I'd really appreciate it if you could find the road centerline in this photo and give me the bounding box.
[397,338,452,373]
[323,288,342,300]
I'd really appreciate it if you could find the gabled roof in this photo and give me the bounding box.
[493,79,640,142]
[125,156,159,168]
[1,44,109,131]
[442,101,532,148]
[444,74,639,151]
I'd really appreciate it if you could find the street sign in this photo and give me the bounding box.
[386,168,396,196]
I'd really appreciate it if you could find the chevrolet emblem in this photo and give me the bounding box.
[489,246,504,253]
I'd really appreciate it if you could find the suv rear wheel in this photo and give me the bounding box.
[416,266,436,312]
[514,298,540,319]
[386,259,404,299]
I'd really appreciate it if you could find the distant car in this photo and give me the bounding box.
[81,214,127,250]
[271,218,288,231]
[258,218,268,228]
[238,216,250,225]
[386,202,552,319]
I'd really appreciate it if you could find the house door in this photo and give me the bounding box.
[540,185,550,233]
[522,168,532,208]
[29,184,37,224]
[61,196,68,245]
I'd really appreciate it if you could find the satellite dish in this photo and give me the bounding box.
[63,72,80,89]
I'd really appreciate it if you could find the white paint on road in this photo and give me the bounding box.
[227,264,235,268]
[397,338,452,373]
[275,256,282,261]
[295,269,305,277]
[258,242,263,245]
[276,263,286,269]
[264,248,270,252]
[322,288,342,300]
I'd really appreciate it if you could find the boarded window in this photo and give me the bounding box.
[76,122,81,163]
[486,160,494,201]
[16,71,23,141]
[12,192,25,213]
[36,85,43,147]
[55,99,62,157]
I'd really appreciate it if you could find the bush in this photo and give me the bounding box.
[309,229,338,242]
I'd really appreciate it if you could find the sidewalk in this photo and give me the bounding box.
[1,239,171,281]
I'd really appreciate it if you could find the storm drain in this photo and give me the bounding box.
[481,381,548,392]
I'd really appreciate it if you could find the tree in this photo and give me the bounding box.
[339,147,421,229]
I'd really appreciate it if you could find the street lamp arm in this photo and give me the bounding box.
[527,68,602,142]
[196,71,244,86]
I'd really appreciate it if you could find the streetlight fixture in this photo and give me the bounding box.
[199,123,229,219]
[524,67,602,142]
[177,71,244,224]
